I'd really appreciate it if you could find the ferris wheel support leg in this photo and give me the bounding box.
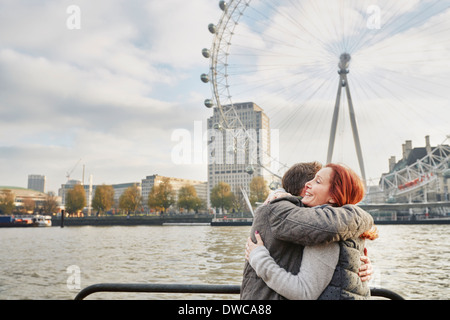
[327,79,343,164]
[343,74,367,184]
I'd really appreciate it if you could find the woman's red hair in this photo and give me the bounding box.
[326,163,378,240]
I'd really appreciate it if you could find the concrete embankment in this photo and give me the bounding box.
[51,215,449,227]
[52,214,213,227]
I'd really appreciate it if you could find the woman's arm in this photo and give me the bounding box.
[245,233,339,300]
[267,198,374,245]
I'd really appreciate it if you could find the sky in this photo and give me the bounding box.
[1,0,449,193]
[219,0,450,185]
[0,0,218,192]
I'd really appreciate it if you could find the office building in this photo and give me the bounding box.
[207,102,272,205]
[27,174,46,193]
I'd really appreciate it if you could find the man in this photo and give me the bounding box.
[241,162,373,300]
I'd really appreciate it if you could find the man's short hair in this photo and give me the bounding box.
[281,161,322,196]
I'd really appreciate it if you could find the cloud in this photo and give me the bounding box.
[0,0,219,192]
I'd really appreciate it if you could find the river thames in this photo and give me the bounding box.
[0,224,448,300]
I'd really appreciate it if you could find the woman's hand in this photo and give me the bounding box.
[264,192,292,204]
[359,248,373,282]
[245,231,264,261]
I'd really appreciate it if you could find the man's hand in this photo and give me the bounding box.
[359,248,373,282]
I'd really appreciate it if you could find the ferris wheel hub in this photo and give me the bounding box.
[338,52,351,73]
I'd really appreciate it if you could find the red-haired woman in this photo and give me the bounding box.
[245,163,378,299]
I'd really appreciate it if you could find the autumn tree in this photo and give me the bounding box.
[148,178,175,213]
[232,187,248,214]
[65,184,86,215]
[119,185,142,215]
[177,184,203,213]
[42,192,59,215]
[210,182,234,213]
[0,190,15,214]
[92,184,115,216]
[249,176,269,207]
[22,197,35,214]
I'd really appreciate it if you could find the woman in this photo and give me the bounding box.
[245,163,378,300]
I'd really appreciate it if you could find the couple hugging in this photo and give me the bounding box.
[241,161,378,300]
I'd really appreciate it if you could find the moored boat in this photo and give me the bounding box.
[0,215,52,228]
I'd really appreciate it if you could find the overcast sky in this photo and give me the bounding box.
[0,0,219,192]
[1,0,449,193]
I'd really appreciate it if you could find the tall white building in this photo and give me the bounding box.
[27,174,46,193]
[207,102,272,203]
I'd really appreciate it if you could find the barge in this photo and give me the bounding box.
[0,215,52,228]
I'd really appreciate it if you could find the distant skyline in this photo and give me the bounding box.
[1,1,449,193]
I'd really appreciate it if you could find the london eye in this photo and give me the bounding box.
[201,0,450,192]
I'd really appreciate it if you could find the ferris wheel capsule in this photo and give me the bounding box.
[201,73,210,83]
[227,145,236,155]
[204,99,214,108]
[202,48,211,58]
[208,23,217,34]
[269,181,280,190]
[213,123,222,130]
[219,1,227,11]
[245,165,255,175]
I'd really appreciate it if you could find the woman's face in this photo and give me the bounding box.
[301,167,335,207]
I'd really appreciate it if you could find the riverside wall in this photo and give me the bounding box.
[52,214,213,227]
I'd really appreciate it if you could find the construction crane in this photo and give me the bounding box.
[66,158,82,182]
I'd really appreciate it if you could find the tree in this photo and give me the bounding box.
[22,197,35,214]
[0,190,15,215]
[177,184,203,213]
[65,184,86,215]
[210,182,234,213]
[42,192,59,215]
[148,178,175,213]
[232,187,248,214]
[119,185,142,215]
[249,176,269,207]
[92,185,115,216]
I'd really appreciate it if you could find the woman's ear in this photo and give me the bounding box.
[328,198,336,204]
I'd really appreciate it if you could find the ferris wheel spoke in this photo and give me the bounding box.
[204,0,450,183]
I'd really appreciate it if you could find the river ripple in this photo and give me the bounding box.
[0,225,448,300]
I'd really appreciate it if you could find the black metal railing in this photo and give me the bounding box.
[74,283,404,300]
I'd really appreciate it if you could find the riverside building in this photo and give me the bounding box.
[27,174,46,193]
[207,102,272,207]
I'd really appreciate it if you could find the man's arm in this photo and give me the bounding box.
[268,196,374,246]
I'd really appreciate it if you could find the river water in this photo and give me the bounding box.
[0,224,448,300]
